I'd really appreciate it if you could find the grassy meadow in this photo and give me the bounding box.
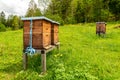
[0,22,120,80]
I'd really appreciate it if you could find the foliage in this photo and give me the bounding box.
[0,22,120,80]
[75,1,85,23]
[109,0,120,20]
[5,14,23,30]
[12,15,20,30]
[25,0,42,17]
[45,0,72,25]
[0,11,6,25]
[6,15,14,28]
[44,0,61,15]
[38,0,50,12]
[45,14,64,25]
[65,15,76,24]
[1,0,120,29]
[44,0,120,24]
[0,23,6,32]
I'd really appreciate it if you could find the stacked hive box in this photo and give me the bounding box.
[51,23,59,45]
[96,22,106,35]
[22,17,59,49]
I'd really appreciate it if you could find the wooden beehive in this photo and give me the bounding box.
[21,17,59,49]
[96,22,106,35]
[51,23,59,45]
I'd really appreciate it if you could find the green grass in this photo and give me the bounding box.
[0,22,120,80]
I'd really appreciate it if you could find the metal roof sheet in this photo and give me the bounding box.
[96,22,106,24]
[21,16,60,25]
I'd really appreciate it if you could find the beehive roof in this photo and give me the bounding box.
[96,22,106,24]
[21,16,60,25]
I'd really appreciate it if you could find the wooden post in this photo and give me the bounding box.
[41,50,46,73]
[57,45,60,52]
[56,42,60,51]
[23,53,28,70]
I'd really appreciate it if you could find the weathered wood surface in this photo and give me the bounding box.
[51,23,59,45]
[23,53,28,70]
[23,20,51,49]
[96,22,106,36]
[41,51,46,73]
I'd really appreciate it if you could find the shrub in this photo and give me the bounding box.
[46,14,64,25]
[0,23,6,32]
[65,15,77,24]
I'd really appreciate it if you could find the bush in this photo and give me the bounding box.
[0,23,6,32]
[46,14,64,25]
[65,15,77,24]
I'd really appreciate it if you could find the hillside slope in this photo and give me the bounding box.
[0,22,120,80]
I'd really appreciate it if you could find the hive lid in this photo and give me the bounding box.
[96,22,106,24]
[21,16,60,25]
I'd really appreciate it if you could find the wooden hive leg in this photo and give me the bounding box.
[23,53,28,70]
[41,50,46,74]
[99,32,101,36]
[57,44,60,52]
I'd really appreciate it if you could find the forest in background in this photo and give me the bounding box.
[0,0,120,31]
